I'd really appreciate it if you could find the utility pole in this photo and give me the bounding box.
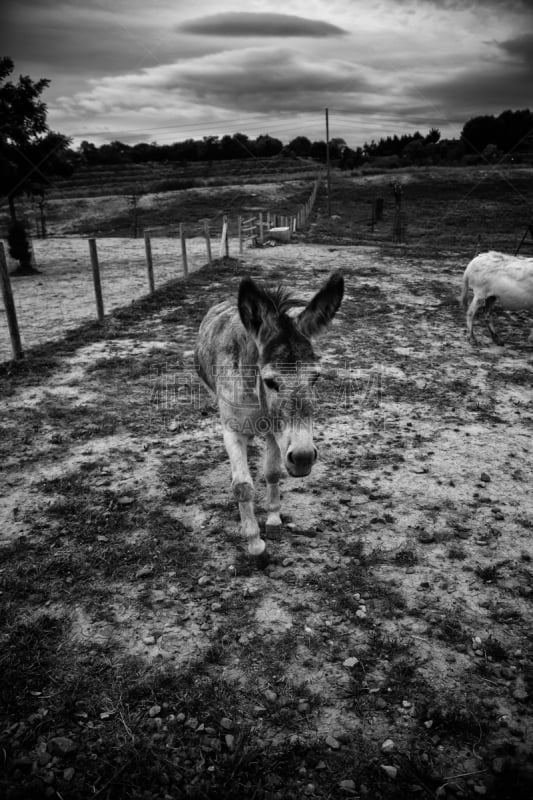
[325,108,331,217]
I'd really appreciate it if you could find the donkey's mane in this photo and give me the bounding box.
[264,285,305,315]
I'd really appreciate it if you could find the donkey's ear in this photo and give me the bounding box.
[238,277,275,335]
[297,271,344,337]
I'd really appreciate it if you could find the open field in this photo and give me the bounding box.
[1,165,533,799]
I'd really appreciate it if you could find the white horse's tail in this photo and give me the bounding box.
[459,270,470,309]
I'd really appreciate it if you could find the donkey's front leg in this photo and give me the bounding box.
[264,432,282,540]
[222,428,266,559]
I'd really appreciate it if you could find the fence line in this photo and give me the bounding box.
[0,178,322,361]
[237,177,321,250]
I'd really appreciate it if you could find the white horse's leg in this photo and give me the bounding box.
[466,295,483,344]
[483,297,502,344]
[264,432,282,540]
[222,427,266,558]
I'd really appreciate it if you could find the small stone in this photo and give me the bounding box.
[117,495,134,505]
[198,575,211,586]
[339,779,356,792]
[418,530,434,543]
[343,657,359,669]
[220,717,233,730]
[355,609,367,619]
[325,735,341,749]
[381,739,396,753]
[136,565,153,578]
[148,705,161,718]
[264,690,278,703]
[48,737,77,757]
[480,472,491,483]
[63,768,75,781]
[142,635,156,645]
[225,734,235,751]
[492,757,505,774]
[185,717,198,730]
[381,765,398,779]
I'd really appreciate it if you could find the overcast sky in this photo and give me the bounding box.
[2,0,533,149]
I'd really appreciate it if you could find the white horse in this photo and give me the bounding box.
[460,251,533,344]
[195,272,344,566]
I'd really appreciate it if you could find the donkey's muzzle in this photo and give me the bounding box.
[286,446,318,477]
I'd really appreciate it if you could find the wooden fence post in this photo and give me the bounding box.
[143,230,155,293]
[88,238,105,322]
[203,220,212,265]
[179,223,188,278]
[221,216,229,258]
[258,212,264,244]
[0,241,23,360]
[238,216,243,254]
[392,210,406,243]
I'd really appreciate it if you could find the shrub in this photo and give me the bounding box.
[7,220,32,270]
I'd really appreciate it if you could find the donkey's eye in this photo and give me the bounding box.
[264,377,280,392]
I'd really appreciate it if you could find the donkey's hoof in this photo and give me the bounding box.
[253,550,271,570]
[266,523,282,541]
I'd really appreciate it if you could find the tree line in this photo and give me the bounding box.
[75,108,533,169]
[1,55,532,272]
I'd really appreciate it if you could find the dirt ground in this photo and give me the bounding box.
[1,239,532,799]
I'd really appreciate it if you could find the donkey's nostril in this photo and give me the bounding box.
[287,450,295,464]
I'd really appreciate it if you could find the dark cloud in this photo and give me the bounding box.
[179,12,347,38]
[0,0,214,79]
[167,48,372,114]
[497,32,533,66]
[395,0,533,11]
[421,64,533,117]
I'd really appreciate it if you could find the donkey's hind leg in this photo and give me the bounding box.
[222,427,266,559]
[264,432,282,540]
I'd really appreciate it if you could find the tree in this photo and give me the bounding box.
[425,127,441,144]
[287,136,312,157]
[0,57,73,271]
[461,114,501,154]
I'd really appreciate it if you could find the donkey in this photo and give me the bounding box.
[195,271,344,565]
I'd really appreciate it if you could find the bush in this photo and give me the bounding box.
[8,221,32,269]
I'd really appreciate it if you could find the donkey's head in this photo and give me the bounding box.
[238,272,344,477]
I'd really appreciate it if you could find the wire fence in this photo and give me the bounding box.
[0,180,321,362]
